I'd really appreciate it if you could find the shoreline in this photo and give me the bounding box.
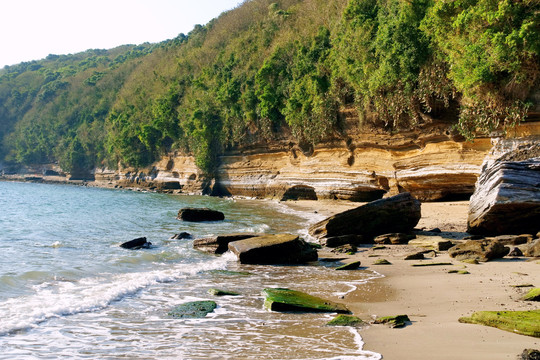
[282,199,540,360]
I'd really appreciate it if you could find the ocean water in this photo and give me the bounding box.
[0,181,381,359]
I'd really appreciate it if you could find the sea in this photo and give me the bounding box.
[0,181,382,359]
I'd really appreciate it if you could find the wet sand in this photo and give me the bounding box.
[284,199,540,360]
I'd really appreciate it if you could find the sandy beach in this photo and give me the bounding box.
[285,199,540,360]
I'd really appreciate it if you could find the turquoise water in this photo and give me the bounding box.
[0,181,381,359]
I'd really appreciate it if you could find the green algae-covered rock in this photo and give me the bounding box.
[168,301,217,319]
[262,288,350,313]
[208,288,240,296]
[459,310,540,337]
[373,259,392,265]
[336,261,361,270]
[523,288,540,301]
[208,270,253,277]
[327,314,364,327]
[374,314,410,328]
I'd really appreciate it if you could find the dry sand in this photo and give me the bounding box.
[284,199,540,360]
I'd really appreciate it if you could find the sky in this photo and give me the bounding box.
[0,0,243,68]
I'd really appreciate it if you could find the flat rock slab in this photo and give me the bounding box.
[408,236,455,251]
[459,310,540,337]
[193,233,262,254]
[168,301,217,319]
[262,288,349,313]
[177,207,225,222]
[228,234,317,264]
[468,158,540,235]
[309,193,421,241]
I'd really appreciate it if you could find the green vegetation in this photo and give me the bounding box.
[459,310,540,337]
[326,314,364,326]
[1,0,538,175]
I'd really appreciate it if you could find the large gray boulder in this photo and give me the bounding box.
[228,234,317,264]
[309,193,421,241]
[468,142,540,235]
[193,233,262,254]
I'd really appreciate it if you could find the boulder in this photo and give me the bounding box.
[168,301,217,319]
[120,237,151,249]
[322,234,364,248]
[177,207,225,222]
[227,234,317,264]
[448,240,510,262]
[170,232,192,240]
[374,233,416,245]
[459,310,540,337]
[468,157,540,235]
[524,239,540,257]
[309,193,421,241]
[262,288,349,313]
[193,233,262,254]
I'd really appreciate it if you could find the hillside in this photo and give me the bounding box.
[0,0,538,184]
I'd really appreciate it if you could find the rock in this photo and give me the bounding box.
[448,240,510,262]
[509,247,524,257]
[177,207,225,222]
[170,232,192,240]
[404,252,425,260]
[490,234,533,246]
[463,234,485,240]
[326,314,364,327]
[336,261,361,270]
[168,301,217,319]
[523,288,540,301]
[331,244,357,254]
[408,237,455,251]
[322,234,364,248]
[262,288,349,313]
[309,193,421,241]
[208,288,240,296]
[467,157,540,235]
[120,237,152,249]
[411,262,453,267]
[193,233,262,254]
[374,315,410,328]
[374,233,416,245]
[373,259,392,265]
[459,310,540,337]
[524,239,540,257]
[520,349,540,360]
[227,234,317,264]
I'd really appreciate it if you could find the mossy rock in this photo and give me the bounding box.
[373,259,392,265]
[459,310,540,337]
[208,288,240,296]
[168,301,217,319]
[461,258,479,265]
[374,314,410,328]
[336,261,361,270]
[372,245,387,250]
[327,315,364,327]
[523,288,540,301]
[262,288,350,313]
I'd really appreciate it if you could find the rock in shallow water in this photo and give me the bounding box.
[262,288,349,313]
[177,207,225,222]
[168,301,217,319]
[228,234,317,264]
[120,237,151,249]
[193,233,262,254]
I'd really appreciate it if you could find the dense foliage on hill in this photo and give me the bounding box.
[0,0,538,175]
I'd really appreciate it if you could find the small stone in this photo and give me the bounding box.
[336,261,361,270]
[208,288,240,296]
[373,259,392,265]
[326,315,364,327]
[404,252,425,260]
[168,301,217,319]
[374,315,410,328]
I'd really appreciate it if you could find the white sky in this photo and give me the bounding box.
[0,0,243,68]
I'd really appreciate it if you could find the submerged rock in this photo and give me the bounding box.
[459,310,540,337]
[177,207,225,222]
[326,314,364,327]
[193,233,262,254]
[448,240,510,262]
[168,300,217,319]
[208,288,240,296]
[170,232,192,240]
[228,234,317,264]
[120,237,152,249]
[309,193,421,242]
[262,288,349,313]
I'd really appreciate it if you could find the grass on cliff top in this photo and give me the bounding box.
[459,310,540,337]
